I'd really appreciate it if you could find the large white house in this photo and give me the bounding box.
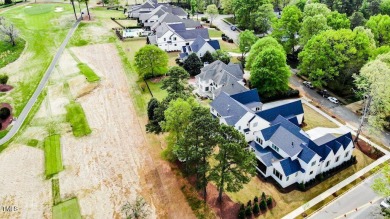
[128,0,187,20]
[210,90,354,188]
[195,60,247,99]
[179,35,220,61]
[147,22,209,51]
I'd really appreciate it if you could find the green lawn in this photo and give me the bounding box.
[219,40,240,53]
[65,102,92,137]
[77,63,100,82]
[0,4,74,119]
[0,38,26,68]
[44,135,63,178]
[208,29,223,38]
[52,198,82,219]
[302,104,339,131]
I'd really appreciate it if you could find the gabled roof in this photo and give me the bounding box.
[250,141,283,167]
[190,35,208,53]
[298,144,317,163]
[213,76,248,98]
[139,5,165,21]
[168,23,186,32]
[197,60,243,85]
[231,89,261,105]
[176,28,209,40]
[313,133,352,154]
[210,92,249,125]
[151,13,183,30]
[256,100,304,122]
[261,124,280,141]
[306,140,333,161]
[171,7,188,16]
[279,158,303,176]
[208,39,221,50]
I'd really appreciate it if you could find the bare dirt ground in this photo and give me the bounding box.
[56,43,194,218]
[0,144,52,219]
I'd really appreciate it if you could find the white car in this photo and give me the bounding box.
[327,96,339,104]
[381,197,390,209]
[303,81,314,89]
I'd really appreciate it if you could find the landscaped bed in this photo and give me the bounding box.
[52,198,82,219]
[77,63,100,82]
[44,134,63,178]
[65,101,92,137]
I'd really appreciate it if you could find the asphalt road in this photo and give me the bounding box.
[309,174,384,219]
[0,17,82,146]
[213,15,239,43]
[289,73,390,148]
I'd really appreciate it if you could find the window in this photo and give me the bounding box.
[326,160,330,167]
[174,44,177,46]
[250,147,255,152]
[295,172,298,177]
[311,161,316,166]
[238,126,241,130]
[335,156,340,162]
[255,107,260,111]
[205,87,209,91]
[345,152,349,157]
[286,176,289,181]
[271,144,279,152]
[273,169,283,180]
[256,137,263,145]
[310,171,313,175]
[163,38,166,41]
[217,113,221,117]
[173,37,176,40]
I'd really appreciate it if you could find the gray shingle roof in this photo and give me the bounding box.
[175,28,209,40]
[197,60,243,85]
[250,141,283,167]
[213,76,248,98]
[210,92,249,125]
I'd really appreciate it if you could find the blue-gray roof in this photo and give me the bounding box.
[260,124,280,141]
[256,100,304,122]
[191,35,207,52]
[298,144,317,163]
[307,140,332,161]
[250,141,282,167]
[231,89,261,105]
[208,39,221,50]
[210,92,248,125]
[176,28,209,40]
[179,52,188,59]
[279,158,302,176]
[168,23,186,32]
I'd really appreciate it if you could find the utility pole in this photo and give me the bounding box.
[354,95,372,143]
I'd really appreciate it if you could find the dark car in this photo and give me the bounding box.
[317,89,330,98]
[230,25,237,31]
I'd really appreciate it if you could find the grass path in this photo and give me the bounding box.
[44,134,63,178]
[52,198,82,219]
[65,101,92,137]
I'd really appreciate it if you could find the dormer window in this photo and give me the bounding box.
[256,107,260,111]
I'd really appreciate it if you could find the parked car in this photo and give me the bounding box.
[327,96,339,104]
[317,89,330,98]
[230,25,237,31]
[381,197,390,209]
[303,81,314,89]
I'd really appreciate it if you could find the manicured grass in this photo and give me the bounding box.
[77,63,100,82]
[44,135,63,178]
[219,40,240,53]
[121,38,147,63]
[168,51,179,67]
[226,149,374,218]
[0,38,26,68]
[65,102,92,137]
[52,198,82,219]
[302,104,339,131]
[208,29,223,38]
[0,4,74,120]
[117,19,138,27]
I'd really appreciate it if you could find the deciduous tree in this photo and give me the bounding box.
[371,163,390,197]
[134,45,168,79]
[349,11,366,29]
[250,47,290,97]
[365,14,390,46]
[212,49,231,64]
[201,51,215,63]
[210,125,256,202]
[0,17,18,47]
[326,11,351,29]
[303,3,331,18]
[245,36,285,70]
[272,5,302,54]
[206,4,219,26]
[238,30,257,59]
[254,3,276,34]
[299,14,329,46]
[121,196,150,219]
[381,0,390,15]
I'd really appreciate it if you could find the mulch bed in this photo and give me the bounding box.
[204,183,241,219]
[0,102,13,131]
[0,84,13,92]
[353,136,384,160]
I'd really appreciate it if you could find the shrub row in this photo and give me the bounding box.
[238,192,273,218]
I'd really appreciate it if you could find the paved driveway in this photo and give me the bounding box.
[309,174,383,219]
[213,15,239,43]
